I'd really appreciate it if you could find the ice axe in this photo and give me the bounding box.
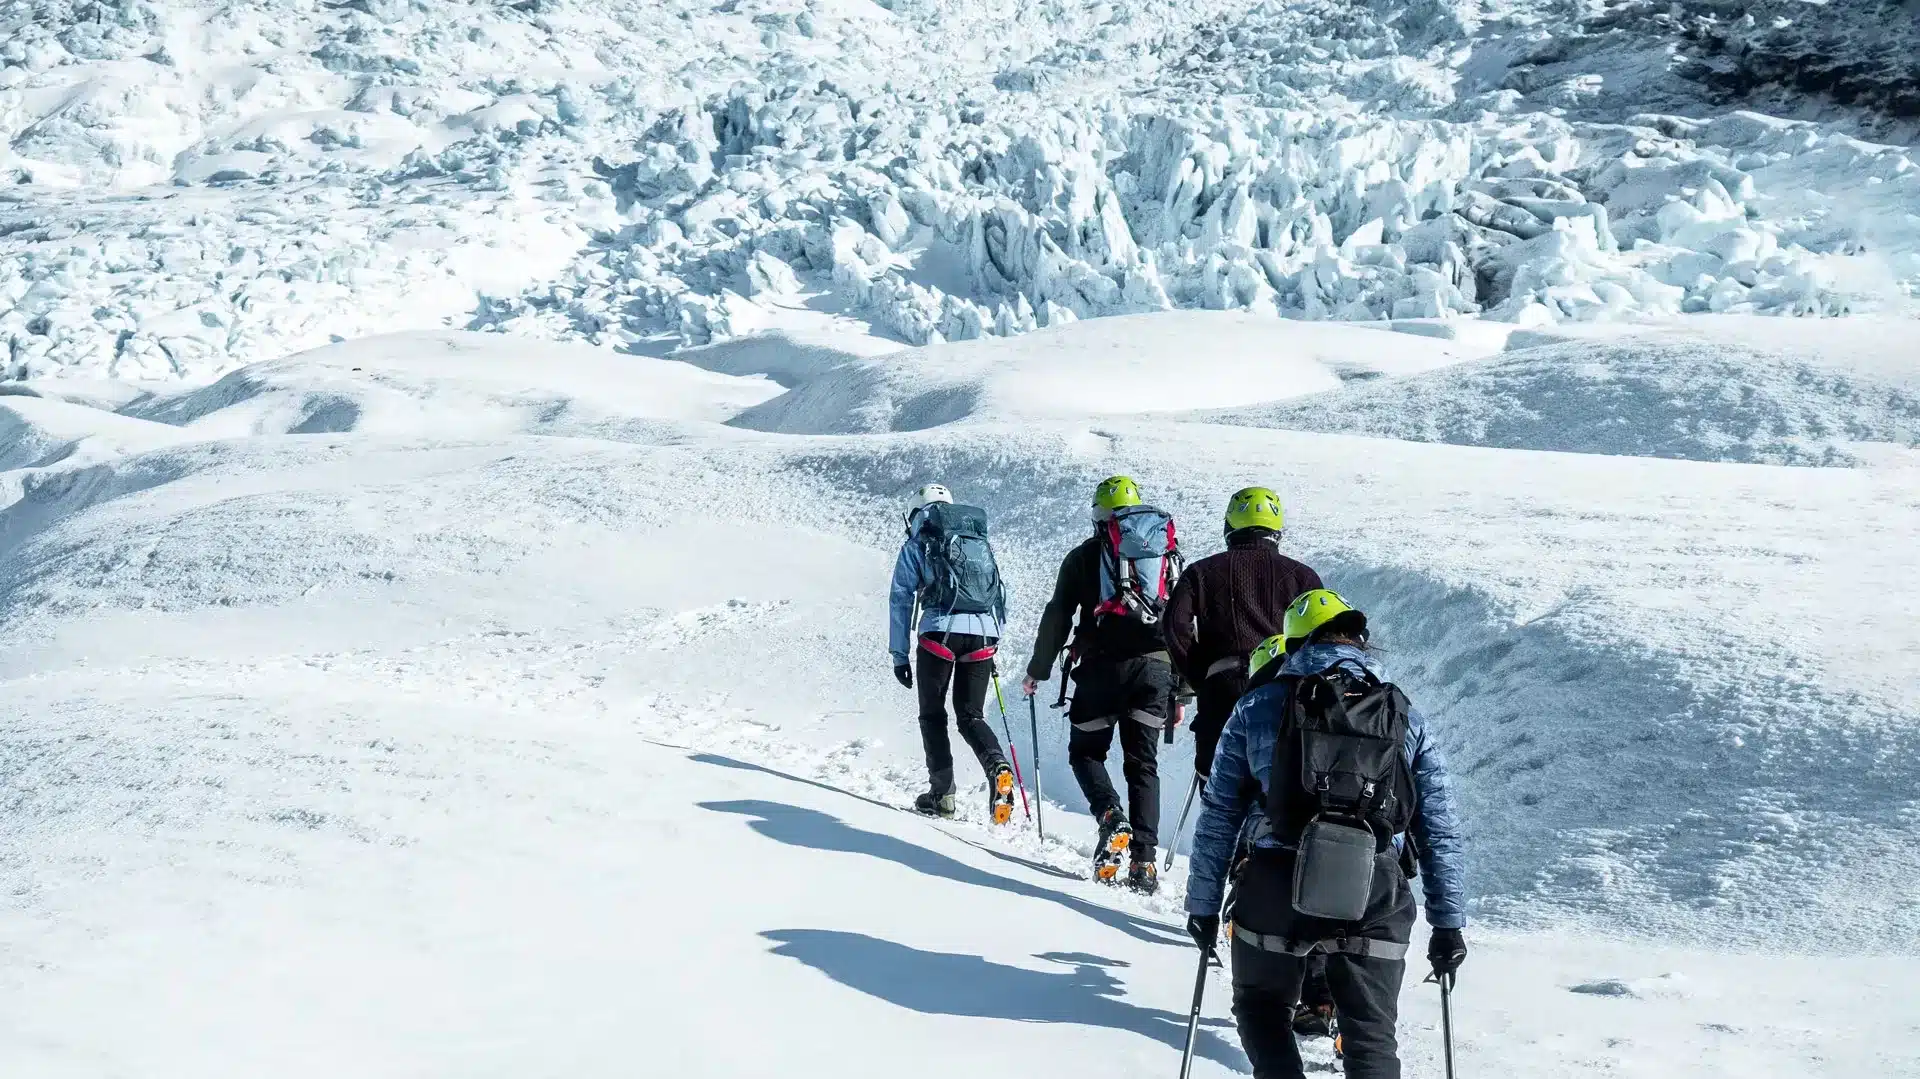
[1163,773,1202,873]
[1426,969,1458,1079]
[1052,637,1078,710]
[1177,940,1212,1079]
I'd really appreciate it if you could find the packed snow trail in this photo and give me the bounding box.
[4,616,1910,1078]
[1,674,1245,1076]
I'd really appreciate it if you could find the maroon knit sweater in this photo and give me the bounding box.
[1163,531,1322,688]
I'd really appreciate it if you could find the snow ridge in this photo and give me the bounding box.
[1207,336,1920,466]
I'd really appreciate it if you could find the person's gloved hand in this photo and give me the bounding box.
[1191,716,1224,779]
[1193,739,1215,781]
[1187,913,1220,953]
[1428,927,1466,979]
[894,663,913,689]
[1020,675,1039,698]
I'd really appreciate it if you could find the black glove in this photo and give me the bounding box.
[1191,717,1223,778]
[1192,743,1215,781]
[1187,914,1220,953]
[894,663,913,689]
[1428,927,1466,979]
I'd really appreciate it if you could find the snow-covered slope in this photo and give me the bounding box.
[3,318,1920,948]
[3,321,1917,1072]
[11,622,1911,1078]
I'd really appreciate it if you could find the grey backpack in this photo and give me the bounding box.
[917,502,1004,618]
[1094,505,1181,626]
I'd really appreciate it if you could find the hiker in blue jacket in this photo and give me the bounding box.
[1183,590,1467,1079]
[889,483,1014,821]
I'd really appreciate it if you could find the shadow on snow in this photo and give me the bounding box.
[686,748,1086,882]
[761,929,1250,1073]
[698,795,1184,948]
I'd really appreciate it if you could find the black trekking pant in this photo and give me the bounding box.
[1192,666,1248,778]
[1300,955,1334,1014]
[1227,847,1417,1079]
[1230,942,1404,1079]
[1067,654,1173,861]
[915,632,1006,794]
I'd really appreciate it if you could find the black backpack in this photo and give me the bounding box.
[1264,666,1414,921]
[917,503,1004,618]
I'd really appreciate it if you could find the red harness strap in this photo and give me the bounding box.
[919,636,997,663]
[1094,519,1127,617]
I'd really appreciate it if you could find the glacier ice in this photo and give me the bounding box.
[1,0,1917,380]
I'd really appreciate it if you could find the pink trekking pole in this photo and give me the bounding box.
[993,673,1033,821]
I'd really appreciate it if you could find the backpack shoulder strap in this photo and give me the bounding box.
[1259,674,1302,812]
[1331,659,1382,689]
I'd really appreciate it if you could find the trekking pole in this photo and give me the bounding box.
[1177,943,1212,1079]
[991,673,1032,822]
[1163,774,1202,873]
[1026,693,1044,841]
[1439,972,1457,1079]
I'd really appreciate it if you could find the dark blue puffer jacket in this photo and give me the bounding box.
[1182,642,1468,929]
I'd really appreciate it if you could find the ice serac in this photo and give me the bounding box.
[3,0,1918,379]
[490,91,1912,359]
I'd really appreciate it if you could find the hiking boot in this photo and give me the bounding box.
[1092,808,1132,884]
[913,790,957,818]
[987,763,1017,825]
[1125,859,1159,895]
[1293,1004,1334,1039]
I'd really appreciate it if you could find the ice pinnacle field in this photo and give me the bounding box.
[2,2,1917,1077]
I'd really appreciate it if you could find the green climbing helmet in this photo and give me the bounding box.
[1092,475,1143,521]
[1283,588,1366,650]
[1248,633,1289,680]
[1223,486,1285,535]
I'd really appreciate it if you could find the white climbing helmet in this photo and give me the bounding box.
[904,483,954,534]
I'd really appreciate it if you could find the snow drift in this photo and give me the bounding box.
[696,313,1486,435]
[121,331,783,437]
[1206,336,1920,465]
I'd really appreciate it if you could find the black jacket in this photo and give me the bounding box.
[1025,535,1168,681]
